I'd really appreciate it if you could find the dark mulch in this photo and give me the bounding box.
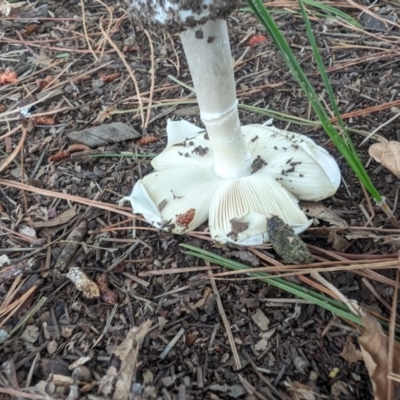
[1,0,400,399]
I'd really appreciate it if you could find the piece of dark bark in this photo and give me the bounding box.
[267,216,314,264]
[53,221,87,272]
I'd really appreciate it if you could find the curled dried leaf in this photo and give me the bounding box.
[358,311,400,400]
[369,141,400,178]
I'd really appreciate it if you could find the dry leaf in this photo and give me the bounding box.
[300,201,348,227]
[331,381,351,397]
[0,0,25,16]
[328,231,349,252]
[369,141,400,178]
[340,336,363,363]
[99,320,152,400]
[285,381,316,400]
[28,47,53,67]
[358,312,400,400]
[309,273,400,399]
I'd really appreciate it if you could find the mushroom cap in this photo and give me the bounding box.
[129,0,241,32]
[121,119,341,245]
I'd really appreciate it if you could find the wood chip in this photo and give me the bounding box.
[33,207,76,228]
[251,309,270,331]
[53,221,87,272]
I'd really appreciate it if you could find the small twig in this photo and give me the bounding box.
[93,0,116,58]
[139,265,215,277]
[159,328,185,359]
[4,296,47,343]
[0,126,26,173]
[360,110,400,146]
[168,33,180,76]
[81,0,99,61]
[238,374,269,400]
[359,204,374,228]
[362,278,393,315]
[208,265,241,370]
[387,270,399,399]
[0,124,22,141]
[0,179,136,218]
[360,182,376,226]
[0,388,45,400]
[107,242,140,272]
[98,17,145,126]
[380,198,399,228]
[91,303,118,348]
[143,29,155,129]
[16,341,50,371]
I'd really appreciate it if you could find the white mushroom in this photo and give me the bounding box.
[122,0,341,245]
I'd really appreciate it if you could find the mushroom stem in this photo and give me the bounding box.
[180,19,252,179]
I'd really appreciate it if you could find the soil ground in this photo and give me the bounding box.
[1,0,400,399]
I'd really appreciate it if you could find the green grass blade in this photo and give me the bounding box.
[240,0,361,28]
[297,0,381,200]
[181,244,361,324]
[245,0,382,201]
[181,244,400,338]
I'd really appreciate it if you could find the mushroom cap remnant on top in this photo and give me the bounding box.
[129,0,241,31]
